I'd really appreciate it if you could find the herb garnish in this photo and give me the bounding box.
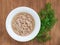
[36,3,57,42]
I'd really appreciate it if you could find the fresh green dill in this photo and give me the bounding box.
[36,3,57,42]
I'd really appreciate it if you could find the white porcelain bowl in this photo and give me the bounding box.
[6,7,41,42]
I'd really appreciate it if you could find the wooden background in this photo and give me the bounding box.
[0,0,60,45]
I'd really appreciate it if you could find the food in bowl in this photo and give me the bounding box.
[11,12,35,36]
[6,7,41,42]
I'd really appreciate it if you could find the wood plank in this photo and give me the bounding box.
[0,0,60,45]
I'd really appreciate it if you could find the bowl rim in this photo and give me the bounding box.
[6,7,41,42]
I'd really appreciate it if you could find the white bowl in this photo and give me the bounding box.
[6,7,41,42]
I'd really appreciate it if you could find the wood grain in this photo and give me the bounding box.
[0,0,60,45]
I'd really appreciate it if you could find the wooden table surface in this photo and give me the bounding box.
[0,0,60,45]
